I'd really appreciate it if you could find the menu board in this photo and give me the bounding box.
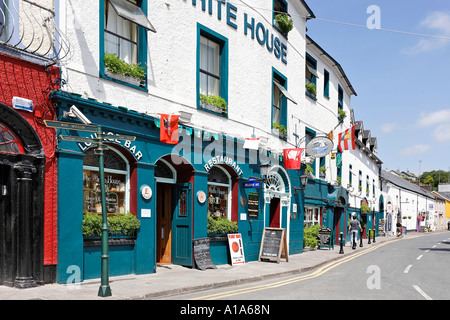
[247,192,259,218]
[317,227,333,250]
[258,228,288,264]
[193,238,217,271]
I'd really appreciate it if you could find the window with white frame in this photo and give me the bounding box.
[199,36,221,98]
[304,207,321,226]
[104,0,155,65]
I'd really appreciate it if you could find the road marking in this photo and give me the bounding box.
[425,249,430,253]
[432,245,437,248]
[190,242,392,300]
[404,265,413,273]
[413,285,432,300]
[416,255,423,260]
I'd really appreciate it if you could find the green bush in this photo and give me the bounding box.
[108,212,141,236]
[305,82,317,96]
[82,212,141,238]
[82,213,102,238]
[207,216,238,236]
[274,13,293,34]
[303,224,320,248]
[104,53,146,80]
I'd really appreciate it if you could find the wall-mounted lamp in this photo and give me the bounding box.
[294,174,309,194]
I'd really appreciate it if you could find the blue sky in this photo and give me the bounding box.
[305,0,450,176]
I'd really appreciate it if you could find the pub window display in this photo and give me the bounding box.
[83,147,129,215]
[207,166,230,219]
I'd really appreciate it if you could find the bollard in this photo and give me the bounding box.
[372,228,376,243]
[339,232,344,254]
[352,231,356,250]
[368,229,371,244]
[360,232,363,247]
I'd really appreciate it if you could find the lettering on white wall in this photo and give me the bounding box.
[192,0,288,64]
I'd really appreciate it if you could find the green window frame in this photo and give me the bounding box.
[273,0,288,37]
[324,69,330,98]
[272,67,288,139]
[338,84,344,110]
[305,128,316,175]
[99,0,153,91]
[196,23,229,117]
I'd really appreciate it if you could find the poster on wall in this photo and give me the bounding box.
[227,234,245,266]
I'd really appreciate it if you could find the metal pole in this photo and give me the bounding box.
[97,128,112,297]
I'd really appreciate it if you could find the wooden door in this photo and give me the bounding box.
[171,183,193,267]
[157,184,173,264]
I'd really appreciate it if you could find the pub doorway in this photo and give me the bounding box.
[156,183,173,264]
[269,198,281,228]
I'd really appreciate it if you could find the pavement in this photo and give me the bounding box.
[0,231,435,300]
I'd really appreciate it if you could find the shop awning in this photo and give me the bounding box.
[273,81,297,105]
[109,0,156,33]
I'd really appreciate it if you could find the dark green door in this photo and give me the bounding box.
[171,183,192,266]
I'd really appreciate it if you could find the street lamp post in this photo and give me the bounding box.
[96,127,112,297]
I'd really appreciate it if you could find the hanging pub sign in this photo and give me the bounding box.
[305,136,334,158]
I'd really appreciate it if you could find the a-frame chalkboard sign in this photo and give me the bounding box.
[258,227,288,263]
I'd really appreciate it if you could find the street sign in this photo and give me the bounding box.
[97,133,136,141]
[60,135,100,144]
[244,181,261,188]
[44,120,98,132]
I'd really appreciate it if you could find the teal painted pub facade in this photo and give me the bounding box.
[52,92,314,283]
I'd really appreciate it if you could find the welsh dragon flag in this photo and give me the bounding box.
[338,125,356,153]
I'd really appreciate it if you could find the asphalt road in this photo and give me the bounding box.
[166,233,450,300]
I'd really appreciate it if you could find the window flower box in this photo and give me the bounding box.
[104,53,146,87]
[199,94,228,115]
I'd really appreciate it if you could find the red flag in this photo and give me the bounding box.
[338,125,356,153]
[160,114,179,144]
[283,148,304,170]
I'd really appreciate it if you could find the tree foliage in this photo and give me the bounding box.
[420,170,450,191]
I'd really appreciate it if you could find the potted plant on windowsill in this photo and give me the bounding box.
[338,109,346,122]
[199,94,228,115]
[272,123,287,139]
[305,82,317,97]
[274,13,293,35]
[104,53,146,87]
[319,165,326,178]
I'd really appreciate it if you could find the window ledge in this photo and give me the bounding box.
[101,70,148,92]
[305,91,317,101]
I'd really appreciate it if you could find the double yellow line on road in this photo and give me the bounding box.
[191,241,394,300]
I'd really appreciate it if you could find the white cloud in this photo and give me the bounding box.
[433,124,450,142]
[402,11,450,55]
[398,144,431,157]
[380,122,397,134]
[417,109,450,142]
[418,109,450,127]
